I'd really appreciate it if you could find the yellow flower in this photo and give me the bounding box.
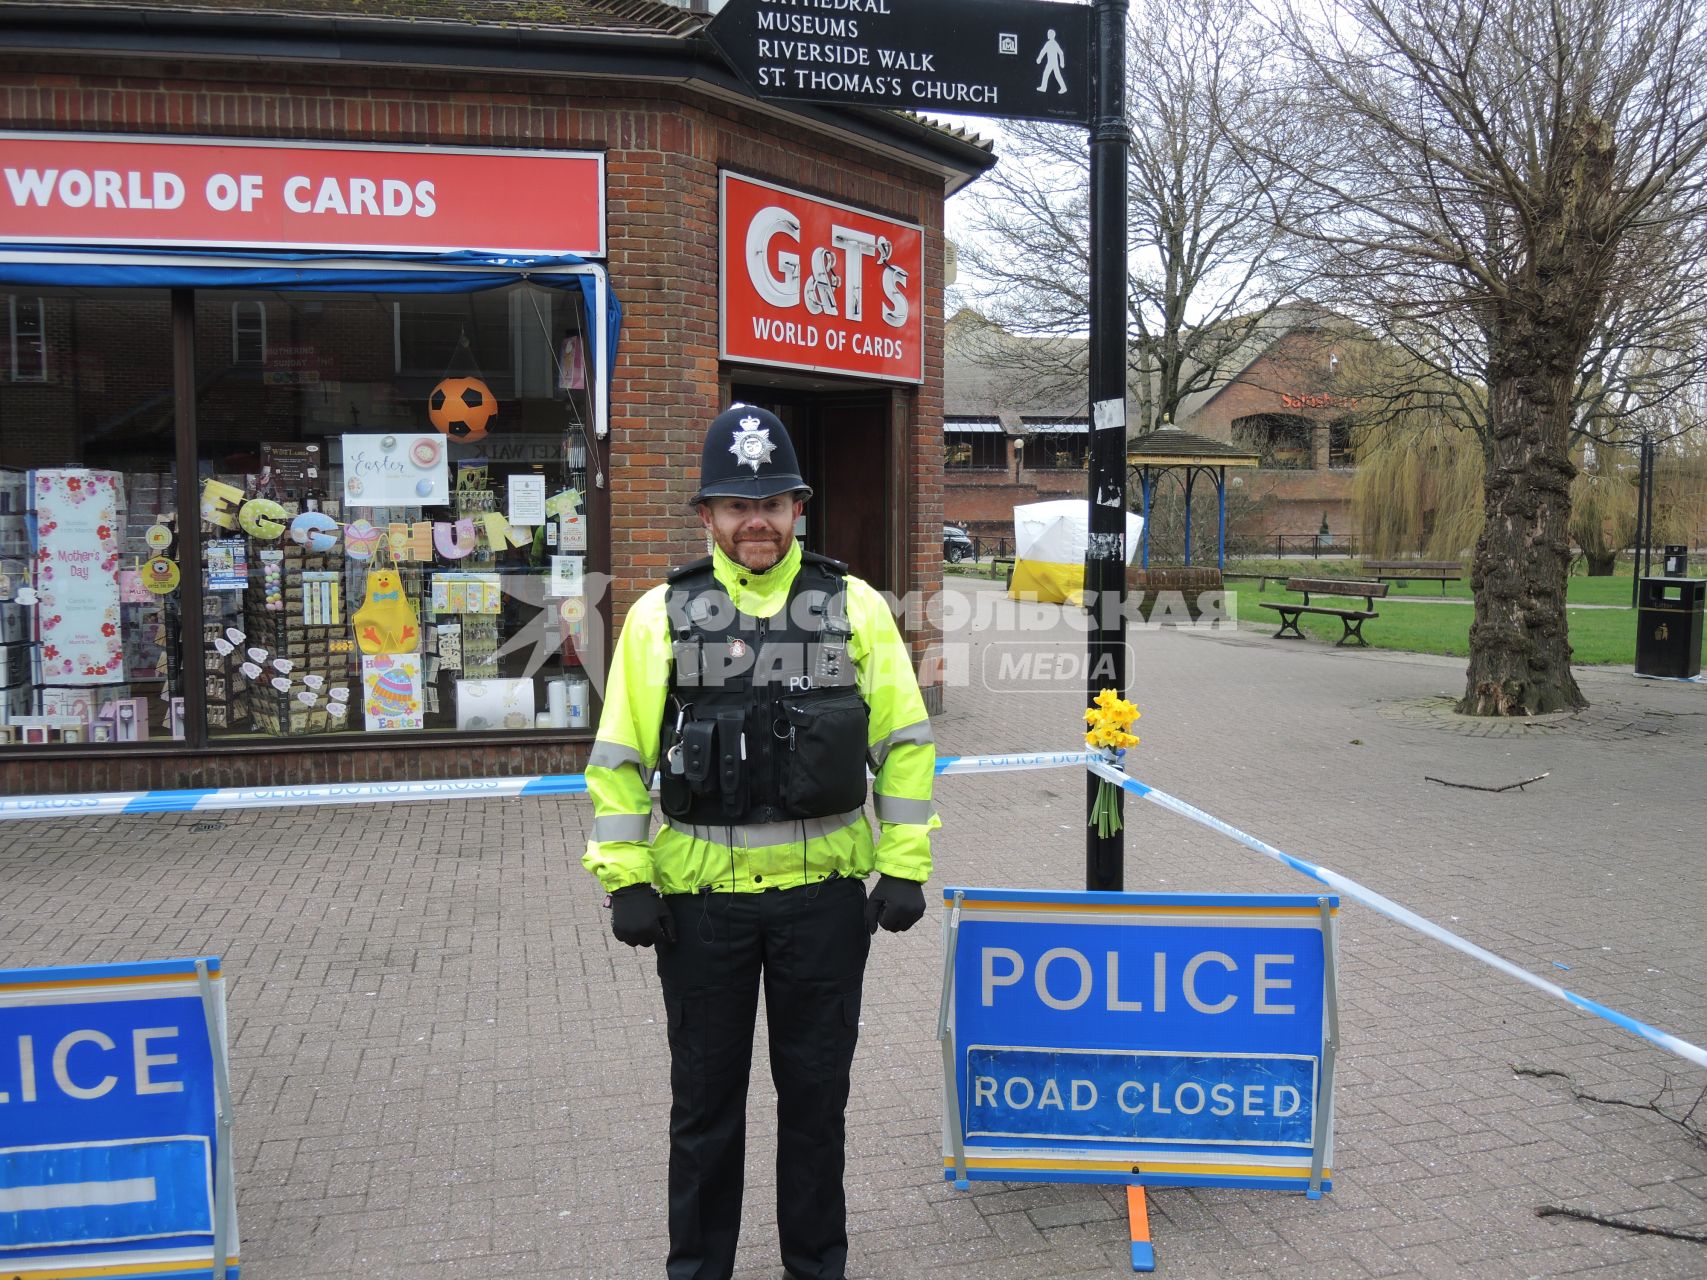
[1084,688,1140,752]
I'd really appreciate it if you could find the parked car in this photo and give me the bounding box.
[943,524,974,563]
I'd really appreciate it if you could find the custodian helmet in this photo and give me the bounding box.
[693,403,812,504]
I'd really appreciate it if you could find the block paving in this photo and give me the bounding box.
[3,577,1705,1277]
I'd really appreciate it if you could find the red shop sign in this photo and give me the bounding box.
[0,132,605,257]
[720,172,923,384]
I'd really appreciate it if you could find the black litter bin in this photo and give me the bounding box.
[1634,576,1705,678]
[1663,545,1689,577]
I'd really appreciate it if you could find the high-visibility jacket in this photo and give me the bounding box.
[583,539,938,894]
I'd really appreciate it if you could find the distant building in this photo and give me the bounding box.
[943,306,1361,554]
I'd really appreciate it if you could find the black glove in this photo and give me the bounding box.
[609,884,676,948]
[865,874,927,935]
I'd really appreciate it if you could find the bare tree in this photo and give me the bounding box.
[1261,0,1707,715]
[950,0,1302,430]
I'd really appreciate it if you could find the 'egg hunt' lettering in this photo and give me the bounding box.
[4,168,438,218]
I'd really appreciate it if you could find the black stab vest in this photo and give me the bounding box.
[659,552,870,827]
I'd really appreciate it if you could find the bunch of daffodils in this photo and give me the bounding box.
[1084,688,1140,837]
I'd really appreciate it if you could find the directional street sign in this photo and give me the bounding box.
[0,957,239,1280]
[706,0,1092,125]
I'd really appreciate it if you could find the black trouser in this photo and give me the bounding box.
[656,876,870,1280]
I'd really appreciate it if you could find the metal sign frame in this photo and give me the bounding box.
[939,887,1339,1196]
[0,956,239,1280]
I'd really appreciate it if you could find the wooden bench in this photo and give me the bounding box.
[1361,560,1462,594]
[991,556,1015,587]
[1258,578,1388,646]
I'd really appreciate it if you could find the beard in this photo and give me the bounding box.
[722,530,785,570]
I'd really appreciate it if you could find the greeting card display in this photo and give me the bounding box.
[341,433,448,507]
[30,469,124,684]
[362,653,425,732]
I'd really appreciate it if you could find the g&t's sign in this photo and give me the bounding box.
[940,888,1339,1193]
[721,172,923,383]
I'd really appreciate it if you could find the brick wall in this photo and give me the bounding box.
[0,52,952,790]
[946,469,1086,545]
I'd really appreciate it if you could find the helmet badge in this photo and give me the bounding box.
[728,414,778,473]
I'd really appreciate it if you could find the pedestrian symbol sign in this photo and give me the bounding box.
[938,889,1339,1194]
[0,957,239,1279]
[1035,29,1069,95]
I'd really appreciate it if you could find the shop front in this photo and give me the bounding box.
[0,6,992,793]
[0,133,616,786]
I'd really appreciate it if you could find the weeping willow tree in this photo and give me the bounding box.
[1571,393,1707,574]
[1660,433,1707,550]
[1569,447,1639,575]
[1349,386,1486,561]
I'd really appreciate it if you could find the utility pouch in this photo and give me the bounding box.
[777,690,869,817]
[661,716,719,818]
[715,709,747,817]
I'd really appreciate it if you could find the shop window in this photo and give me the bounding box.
[0,289,180,748]
[8,295,46,382]
[231,300,267,366]
[945,431,1006,468]
[195,283,600,742]
[1329,419,1355,469]
[1023,424,1089,470]
[1232,414,1314,469]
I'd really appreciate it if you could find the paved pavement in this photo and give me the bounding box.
[4,578,1706,1278]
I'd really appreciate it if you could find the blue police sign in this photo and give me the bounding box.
[0,957,238,1279]
[939,889,1339,1195]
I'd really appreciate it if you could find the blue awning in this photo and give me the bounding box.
[0,244,621,392]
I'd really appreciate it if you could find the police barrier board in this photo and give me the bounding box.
[0,957,238,1280]
[939,888,1338,1194]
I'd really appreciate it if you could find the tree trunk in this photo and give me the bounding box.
[1584,551,1618,576]
[1459,120,1614,716]
[1459,381,1585,714]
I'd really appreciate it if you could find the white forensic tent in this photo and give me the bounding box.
[1008,499,1144,604]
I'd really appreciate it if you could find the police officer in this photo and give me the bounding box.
[584,404,938,1280]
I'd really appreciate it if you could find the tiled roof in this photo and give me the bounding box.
[0,0,706,35]
[1125,425,1261,466]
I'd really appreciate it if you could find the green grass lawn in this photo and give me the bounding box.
[1221,578,1676,666]
[948,554,1698,666]
[1223,558,1644,605]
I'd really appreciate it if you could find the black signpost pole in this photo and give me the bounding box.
[701,0,1123,888]
[1085,0,1129,893]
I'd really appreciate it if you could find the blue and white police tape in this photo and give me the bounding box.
[0,773,591,820]
[0,752,1086,823]
[1086,756,1707,1073]
[4,749,1698,1074]
[936,750,1095,776]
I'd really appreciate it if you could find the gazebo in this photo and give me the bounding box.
[1126,424,1262,569]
